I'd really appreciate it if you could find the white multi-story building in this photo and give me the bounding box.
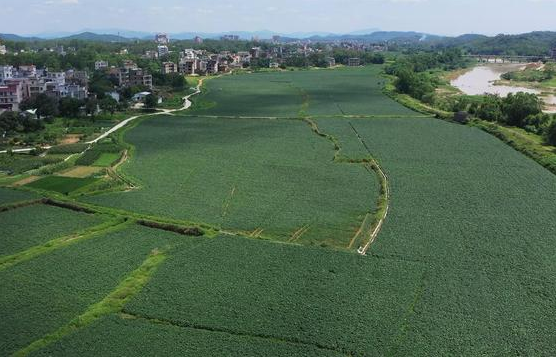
[45,71,66,86]
[0,45,6,55]
[0,66,14,83]
[155,33,169,45]
[95,60,109,71]
[158,45,169,58]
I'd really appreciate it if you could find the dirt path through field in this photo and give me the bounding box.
[348,122,391,255]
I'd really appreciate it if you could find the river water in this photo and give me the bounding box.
[451,64,540,96]
[451,64,556,113]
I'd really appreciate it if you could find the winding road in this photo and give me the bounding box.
[0,80,203,154]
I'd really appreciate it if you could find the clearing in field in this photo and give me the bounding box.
[58,166,104,178]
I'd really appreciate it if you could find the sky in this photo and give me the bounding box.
[0,0,555,36]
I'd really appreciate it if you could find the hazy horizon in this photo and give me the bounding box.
[1,0,555,37]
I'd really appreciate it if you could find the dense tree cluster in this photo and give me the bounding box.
[387,49,467,103]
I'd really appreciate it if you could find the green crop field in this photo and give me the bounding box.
[0,204,105,257]
[26,176,99,195]
[85,115,377,248]
[31,314,344,357]
[189,67,416,117]
[92,152,121,167]
[0,224,202,356]
[2,65,556,356]
[0,187,40,205]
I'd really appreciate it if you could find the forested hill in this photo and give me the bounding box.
[427,31,556,56]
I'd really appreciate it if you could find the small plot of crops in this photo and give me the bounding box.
[0,187,40,205]
[0,204,104,257]
[92,153,121,167]
[85,116,377,248]
[75,141,123,167]
[26,176,99,195]
[0,224,202,356]
[30,314,344,357]
[0,153,65,175]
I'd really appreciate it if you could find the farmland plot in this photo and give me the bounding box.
[31,314,345,357]
[190,66,416,117]
[0,204,105,257]
[86,116,377,248]
[0,187,40,205]
[0,224,202,356]
[123,235,423,356]
[316,116,556,354]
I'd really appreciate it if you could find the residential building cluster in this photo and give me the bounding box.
[0,65,88,111]
[97,60,153,89]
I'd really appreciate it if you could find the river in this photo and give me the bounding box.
[451,64,556,113]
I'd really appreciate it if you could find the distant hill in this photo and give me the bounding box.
[0,33,42,42]
[61,32,134,42]
[308,31,444,43]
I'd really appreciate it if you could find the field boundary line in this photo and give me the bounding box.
[14,249,169,357]
[0,218,128,272]
[0,198,44,213]
[348,122,390,256]
[118,311,352,356]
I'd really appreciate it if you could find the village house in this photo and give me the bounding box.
[95,60,109,71]
[162,62,178,74]
[179,59,197,75]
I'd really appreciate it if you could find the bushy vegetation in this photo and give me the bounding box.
[469,92,556,139]
[75,141,123,166]
[502,63,556,82]
[0,153,64,175]
[386,49,468,103]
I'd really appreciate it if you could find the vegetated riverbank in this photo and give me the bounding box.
[450,63,556,113]
[386,63,556,176]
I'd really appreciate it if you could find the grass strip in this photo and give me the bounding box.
[0,218,127,272]
[14,249,167,357]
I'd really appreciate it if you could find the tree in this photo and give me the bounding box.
[169,73,187,90]
[0,111,19,133]
[59,97,82,118]
[546,119,556,145]
[144,94,158,109]
[99,97,118,115]
[34,94,58,120]
[85,98,99,118]
[476,95,503,122]
[501,92,542,127]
